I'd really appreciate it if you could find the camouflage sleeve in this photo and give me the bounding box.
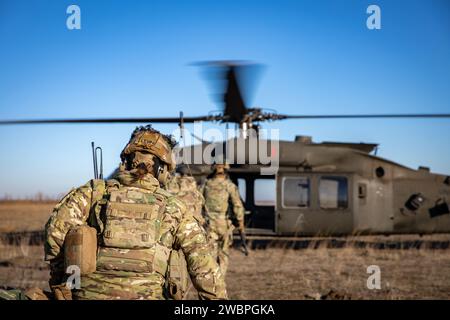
[44,181,93,284]
[227,180,245,229]
[196,190,206,217]
[174,213,228,300]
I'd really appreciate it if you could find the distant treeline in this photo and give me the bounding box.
[0,192,62,203]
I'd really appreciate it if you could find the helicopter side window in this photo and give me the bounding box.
[254,179,276,206]
[282,177,310,208]
[319,176,348,209]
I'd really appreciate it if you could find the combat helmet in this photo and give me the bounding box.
[120,125,177,172]
[213,161,230,175]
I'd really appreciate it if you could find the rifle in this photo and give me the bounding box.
[238,228,249,256]
[228,197,249,256]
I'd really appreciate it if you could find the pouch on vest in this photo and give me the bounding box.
[165,249,189,300]
[64,225,97,275]
[96,243,170,275]
[102,201,162,249]
[101,188,165,249]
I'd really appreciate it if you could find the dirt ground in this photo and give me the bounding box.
[1,201,450,300]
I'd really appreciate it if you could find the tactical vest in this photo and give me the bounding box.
[204,178,231,214]
[90,179,172,277]
[74,179,189,299]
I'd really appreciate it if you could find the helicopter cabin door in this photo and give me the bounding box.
[276,173,353,235]
[230,173,276,234]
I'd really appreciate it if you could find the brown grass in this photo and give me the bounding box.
[1,202,450,299]
[223,247,450,299]
[0,202,55,233]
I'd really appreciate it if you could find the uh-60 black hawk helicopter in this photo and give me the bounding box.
[1,61,450,237]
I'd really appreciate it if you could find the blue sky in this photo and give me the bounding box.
[0,0,449,197]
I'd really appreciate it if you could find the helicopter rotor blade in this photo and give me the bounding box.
[0,115,221,126]
[277,113,450,120]
[223,65,248,123]
[198,61,263,123]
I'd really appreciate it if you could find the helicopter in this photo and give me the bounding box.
[1,61,450,236]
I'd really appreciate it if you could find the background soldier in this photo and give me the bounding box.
[167,171,206,227]
[44,126,227,300]
[203,163,245,278]
[166,170,207,299]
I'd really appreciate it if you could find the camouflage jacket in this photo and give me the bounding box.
[203,175,245,228]
[167,175,205,225]
[44,172,227,300]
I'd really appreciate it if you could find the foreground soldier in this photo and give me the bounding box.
[44,126,227,300]
[203,163,245,278]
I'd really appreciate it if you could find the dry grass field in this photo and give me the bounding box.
[223,247,450,299]
[0,201,55,233]
[1,201,450,299]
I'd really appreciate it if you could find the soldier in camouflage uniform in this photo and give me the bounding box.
[167,173,206,227]
[165,172,207,299]
[44,126,227,300]
[203,163,245,278]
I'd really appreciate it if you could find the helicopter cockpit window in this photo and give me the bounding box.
[319,176,348,209]
[282,177,310,208]
[254,179,276,206]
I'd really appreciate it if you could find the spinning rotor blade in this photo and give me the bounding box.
[223,66,247,123]
[0,115,218,125]
[198,61,263,123]
[277,113,450,120]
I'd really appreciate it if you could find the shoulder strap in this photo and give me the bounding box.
[91,179,106,202]
[88,179,107,233]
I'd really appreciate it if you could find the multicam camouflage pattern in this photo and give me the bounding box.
[166,174,207,299]
[0,289,29,300]
[44,171,227,300]
[203,175,245,277]
[0,287,50,300]
[166,248,190,300]
[167,174,206,226]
